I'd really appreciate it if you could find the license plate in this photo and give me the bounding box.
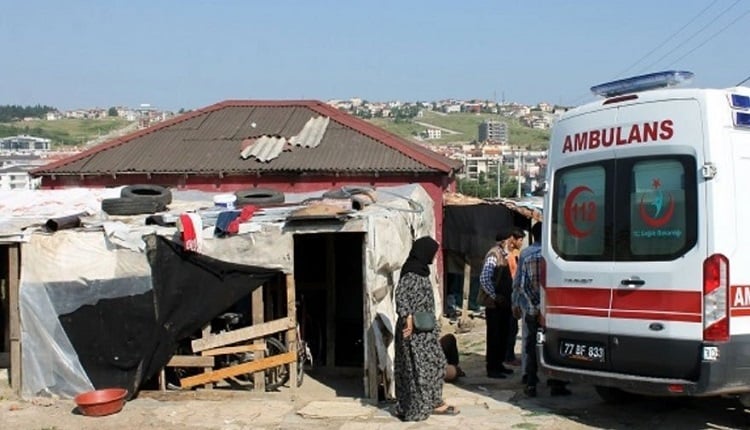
[559,340,606,363]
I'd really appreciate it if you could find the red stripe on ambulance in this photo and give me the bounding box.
[545,287,701,322]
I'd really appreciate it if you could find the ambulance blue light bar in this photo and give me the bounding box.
[730,94,750,109]
[591,71,694,98]
[734,112,750,128]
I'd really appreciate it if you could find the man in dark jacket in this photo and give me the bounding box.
[478,230,514,378]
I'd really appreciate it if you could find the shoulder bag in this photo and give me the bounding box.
[413,311,435,332]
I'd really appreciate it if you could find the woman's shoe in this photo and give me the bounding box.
[432,405,460,416]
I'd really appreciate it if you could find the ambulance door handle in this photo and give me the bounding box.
[620,277,645,287]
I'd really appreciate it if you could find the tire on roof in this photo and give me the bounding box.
[102,197,166,216]
[121,184,172,206]
[234,188,285,206]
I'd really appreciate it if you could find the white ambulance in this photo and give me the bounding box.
[540,70,750,404]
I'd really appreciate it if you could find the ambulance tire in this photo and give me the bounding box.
[594,385,641,404]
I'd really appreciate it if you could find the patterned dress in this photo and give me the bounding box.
[394,272,447,421]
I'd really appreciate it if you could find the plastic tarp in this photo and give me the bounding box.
[13,183,436,399]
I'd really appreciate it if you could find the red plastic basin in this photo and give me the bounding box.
[74,388,128,417]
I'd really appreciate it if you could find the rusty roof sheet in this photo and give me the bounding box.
[33,100,460,177]
[444,192,543,221]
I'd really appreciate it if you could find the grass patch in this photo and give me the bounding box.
[0,118,133,147]
[366,111,550,150]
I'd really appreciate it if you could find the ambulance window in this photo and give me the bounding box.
[551,162,612,261]
[621,156,697,260]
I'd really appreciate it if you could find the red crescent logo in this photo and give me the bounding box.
[563,186,595,238]
[639,194,675,228]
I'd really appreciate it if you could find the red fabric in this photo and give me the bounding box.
[180,213,197,251]
[228,205,258,234]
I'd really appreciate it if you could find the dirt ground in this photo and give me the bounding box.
[2,314,750,429]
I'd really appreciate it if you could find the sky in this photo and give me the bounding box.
[3,0,750,111]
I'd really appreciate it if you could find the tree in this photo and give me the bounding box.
[108,107,118,117]
[501,179,519,198]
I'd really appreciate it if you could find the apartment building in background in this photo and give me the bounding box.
[0,135,51,152]
[478,120,508,143]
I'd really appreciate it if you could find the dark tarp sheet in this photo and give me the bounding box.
[443,204,526,259]
[59,235,281,398]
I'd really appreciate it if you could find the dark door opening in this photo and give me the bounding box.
[0,244,13,371]
[293,232,364,368]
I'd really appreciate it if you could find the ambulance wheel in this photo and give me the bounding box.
[594,385,640,404]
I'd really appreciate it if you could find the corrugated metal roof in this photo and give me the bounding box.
[32,100,460,177]
[240,136,287,162]
[289,116,329,148]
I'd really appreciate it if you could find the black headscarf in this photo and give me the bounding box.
[400,236,439,277]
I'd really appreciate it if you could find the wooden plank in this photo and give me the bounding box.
[159,369,166,391]
[200,343,265,356]
[461,262,470,316]
[8,244,20,394]
[285,273,297,392]
[251,286,265,391]
[1,278,8,354]
[191,317,293,352]
[0,352,9,368]
[166,355,215,368]
[457,262,474,332]
[201,323,212,390]
[180,351,296,389]
[362,238,377,399]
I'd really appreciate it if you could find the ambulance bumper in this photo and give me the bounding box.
[538,344,746,397]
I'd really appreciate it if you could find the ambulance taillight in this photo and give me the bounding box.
[703,254,729,342]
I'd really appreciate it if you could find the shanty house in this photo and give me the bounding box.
[0,101,461,400]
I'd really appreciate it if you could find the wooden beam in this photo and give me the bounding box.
[191,317,293,352]
[1,278,8,356]
[457,262,474,332]
[200,343,265,356]
[8,244,20,394]
[462,262,470,316]
[166,355,215,368]
[362,239,377,400]
[201,323,212,390]
[179,351,296,389]
[285,273,297,392]
[251,286,265,391]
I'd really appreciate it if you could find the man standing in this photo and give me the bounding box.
[516,222,571,397]
[504,228,525,367]
[479,230,514,378]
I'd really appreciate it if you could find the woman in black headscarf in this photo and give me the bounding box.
[394,236,459,421]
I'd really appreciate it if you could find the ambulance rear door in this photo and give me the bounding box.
[545,98,705,380]
[605,99,704,380]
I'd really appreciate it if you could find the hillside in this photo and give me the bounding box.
[366,110,550,150]
[1,111,551,151]
[0,118,134,147]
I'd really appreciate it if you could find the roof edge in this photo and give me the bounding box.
[31,102,229,176]
[33,99,459,176]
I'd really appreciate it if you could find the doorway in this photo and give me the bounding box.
[293,232,365,368]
